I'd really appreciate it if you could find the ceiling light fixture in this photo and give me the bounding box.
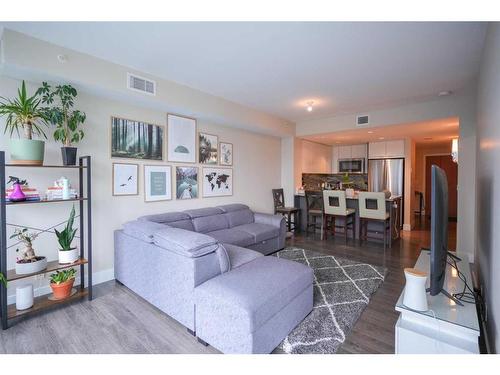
[368,131,374,134]
[306,101,314,112]
[379,137,385,140]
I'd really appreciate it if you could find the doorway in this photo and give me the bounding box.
[424,154,458,219]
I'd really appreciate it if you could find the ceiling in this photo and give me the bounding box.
[0,22,487,122]
[302,117,459,146]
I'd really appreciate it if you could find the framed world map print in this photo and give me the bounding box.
[202,167,233,197]
[144,165,172,202]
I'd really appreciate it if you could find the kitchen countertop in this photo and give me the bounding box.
[294,192,402,202]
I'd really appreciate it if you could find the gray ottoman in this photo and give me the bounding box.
[194,256,313,353]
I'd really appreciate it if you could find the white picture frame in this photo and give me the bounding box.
[144,165,172,202]
[113,163,139,196]
[219,142,233,166]
[202,167,233,197]
[167,113,196,163]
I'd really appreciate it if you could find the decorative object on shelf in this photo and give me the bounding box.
[199,132,218,164]
[49,268,76,300]
[112,162,139,196]
[37,82,86,166]
[55,206,79,264]
[6,176,27,202]
[110,116,163,160]
[15,284,34,311]
[176,166,198,199]
[219,142,233,166]
[403,268,428,312]
[45,177,78,200]
[202,167,233,197]
[144,165,172,202]
[10,228,47,275]
[0,80,50,165]
[167,114,196,163]
[451,138,459,164]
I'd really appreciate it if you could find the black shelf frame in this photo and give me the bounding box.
[0,151,93,329]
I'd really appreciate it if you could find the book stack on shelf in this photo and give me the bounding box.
[45,185,78,200]
[5,185,41,202]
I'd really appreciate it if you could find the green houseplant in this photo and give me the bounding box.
[10,227,48,275]
[49,268,76,300]
[37,82,86,166]
[55,206,79,264]
[0,81,50,165]
[0,273,6,288]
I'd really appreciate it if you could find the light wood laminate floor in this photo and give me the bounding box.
[0,217,452,354]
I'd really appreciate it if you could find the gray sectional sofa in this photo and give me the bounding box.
[114,204,313,354]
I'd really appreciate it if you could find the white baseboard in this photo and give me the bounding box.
[7,268,114,305]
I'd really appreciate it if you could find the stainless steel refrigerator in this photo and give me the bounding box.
[368,158,404,229]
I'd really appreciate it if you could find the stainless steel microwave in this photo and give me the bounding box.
[339,158,365,173]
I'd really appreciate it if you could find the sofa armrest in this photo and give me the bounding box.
[254,212,285,228]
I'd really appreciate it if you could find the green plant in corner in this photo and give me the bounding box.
[55,206,77,251]
[50,268,76,285]
[37,82,86,147]
[0,81,49,139]
[0,273,7,287]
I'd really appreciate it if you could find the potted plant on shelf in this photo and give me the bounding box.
[37,82,86,166]
[10,228,47,275]
[55,206,79,264]
[49,268,76,300]
[0,81,50,165]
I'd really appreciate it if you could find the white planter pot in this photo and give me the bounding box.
[15,257,47,275]
[58,248,79,264]
[16,284,34,310]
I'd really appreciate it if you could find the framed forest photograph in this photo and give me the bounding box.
[111,116,164,160]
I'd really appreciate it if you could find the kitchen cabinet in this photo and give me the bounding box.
[332,143,368,173]
[369,140,405,159]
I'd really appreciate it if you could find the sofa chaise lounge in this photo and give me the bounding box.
[114,204,313,353]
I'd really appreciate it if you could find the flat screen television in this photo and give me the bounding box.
[429,165,462,305]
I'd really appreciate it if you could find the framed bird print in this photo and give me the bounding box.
[144,165,172,202]
[112,163,139,196]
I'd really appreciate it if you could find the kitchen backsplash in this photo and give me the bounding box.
[302,173,368,191]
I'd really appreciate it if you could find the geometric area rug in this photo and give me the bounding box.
[273,247,386,354]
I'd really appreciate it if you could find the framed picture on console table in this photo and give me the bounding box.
[112,163,139,196]
[167,113,196,163]
[144,165,172,202]
[202,167,233,197]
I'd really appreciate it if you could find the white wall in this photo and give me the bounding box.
[0,75,282,301]
[294,87,477,261]
[476,22,500,353]
[300,139,332,174]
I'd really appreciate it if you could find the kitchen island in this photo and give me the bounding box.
[294,192,402,245]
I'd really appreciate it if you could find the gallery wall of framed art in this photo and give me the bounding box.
[111,111,235,202]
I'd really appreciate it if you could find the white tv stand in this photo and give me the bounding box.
[395,250,480,354]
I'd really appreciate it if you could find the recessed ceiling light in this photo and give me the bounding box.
[368,131,374,134]
[438,90,452,97]
[378,137,385,140]
[335,141,341,144]
[306,101,314,112]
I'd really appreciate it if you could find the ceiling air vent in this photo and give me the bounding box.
[127,73,156,95]
[356,114,370,126]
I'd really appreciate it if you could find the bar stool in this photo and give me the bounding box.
[323,190,356,244]
[272,188,299,233]
[305,190,324,237]
[358,192,391,252]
